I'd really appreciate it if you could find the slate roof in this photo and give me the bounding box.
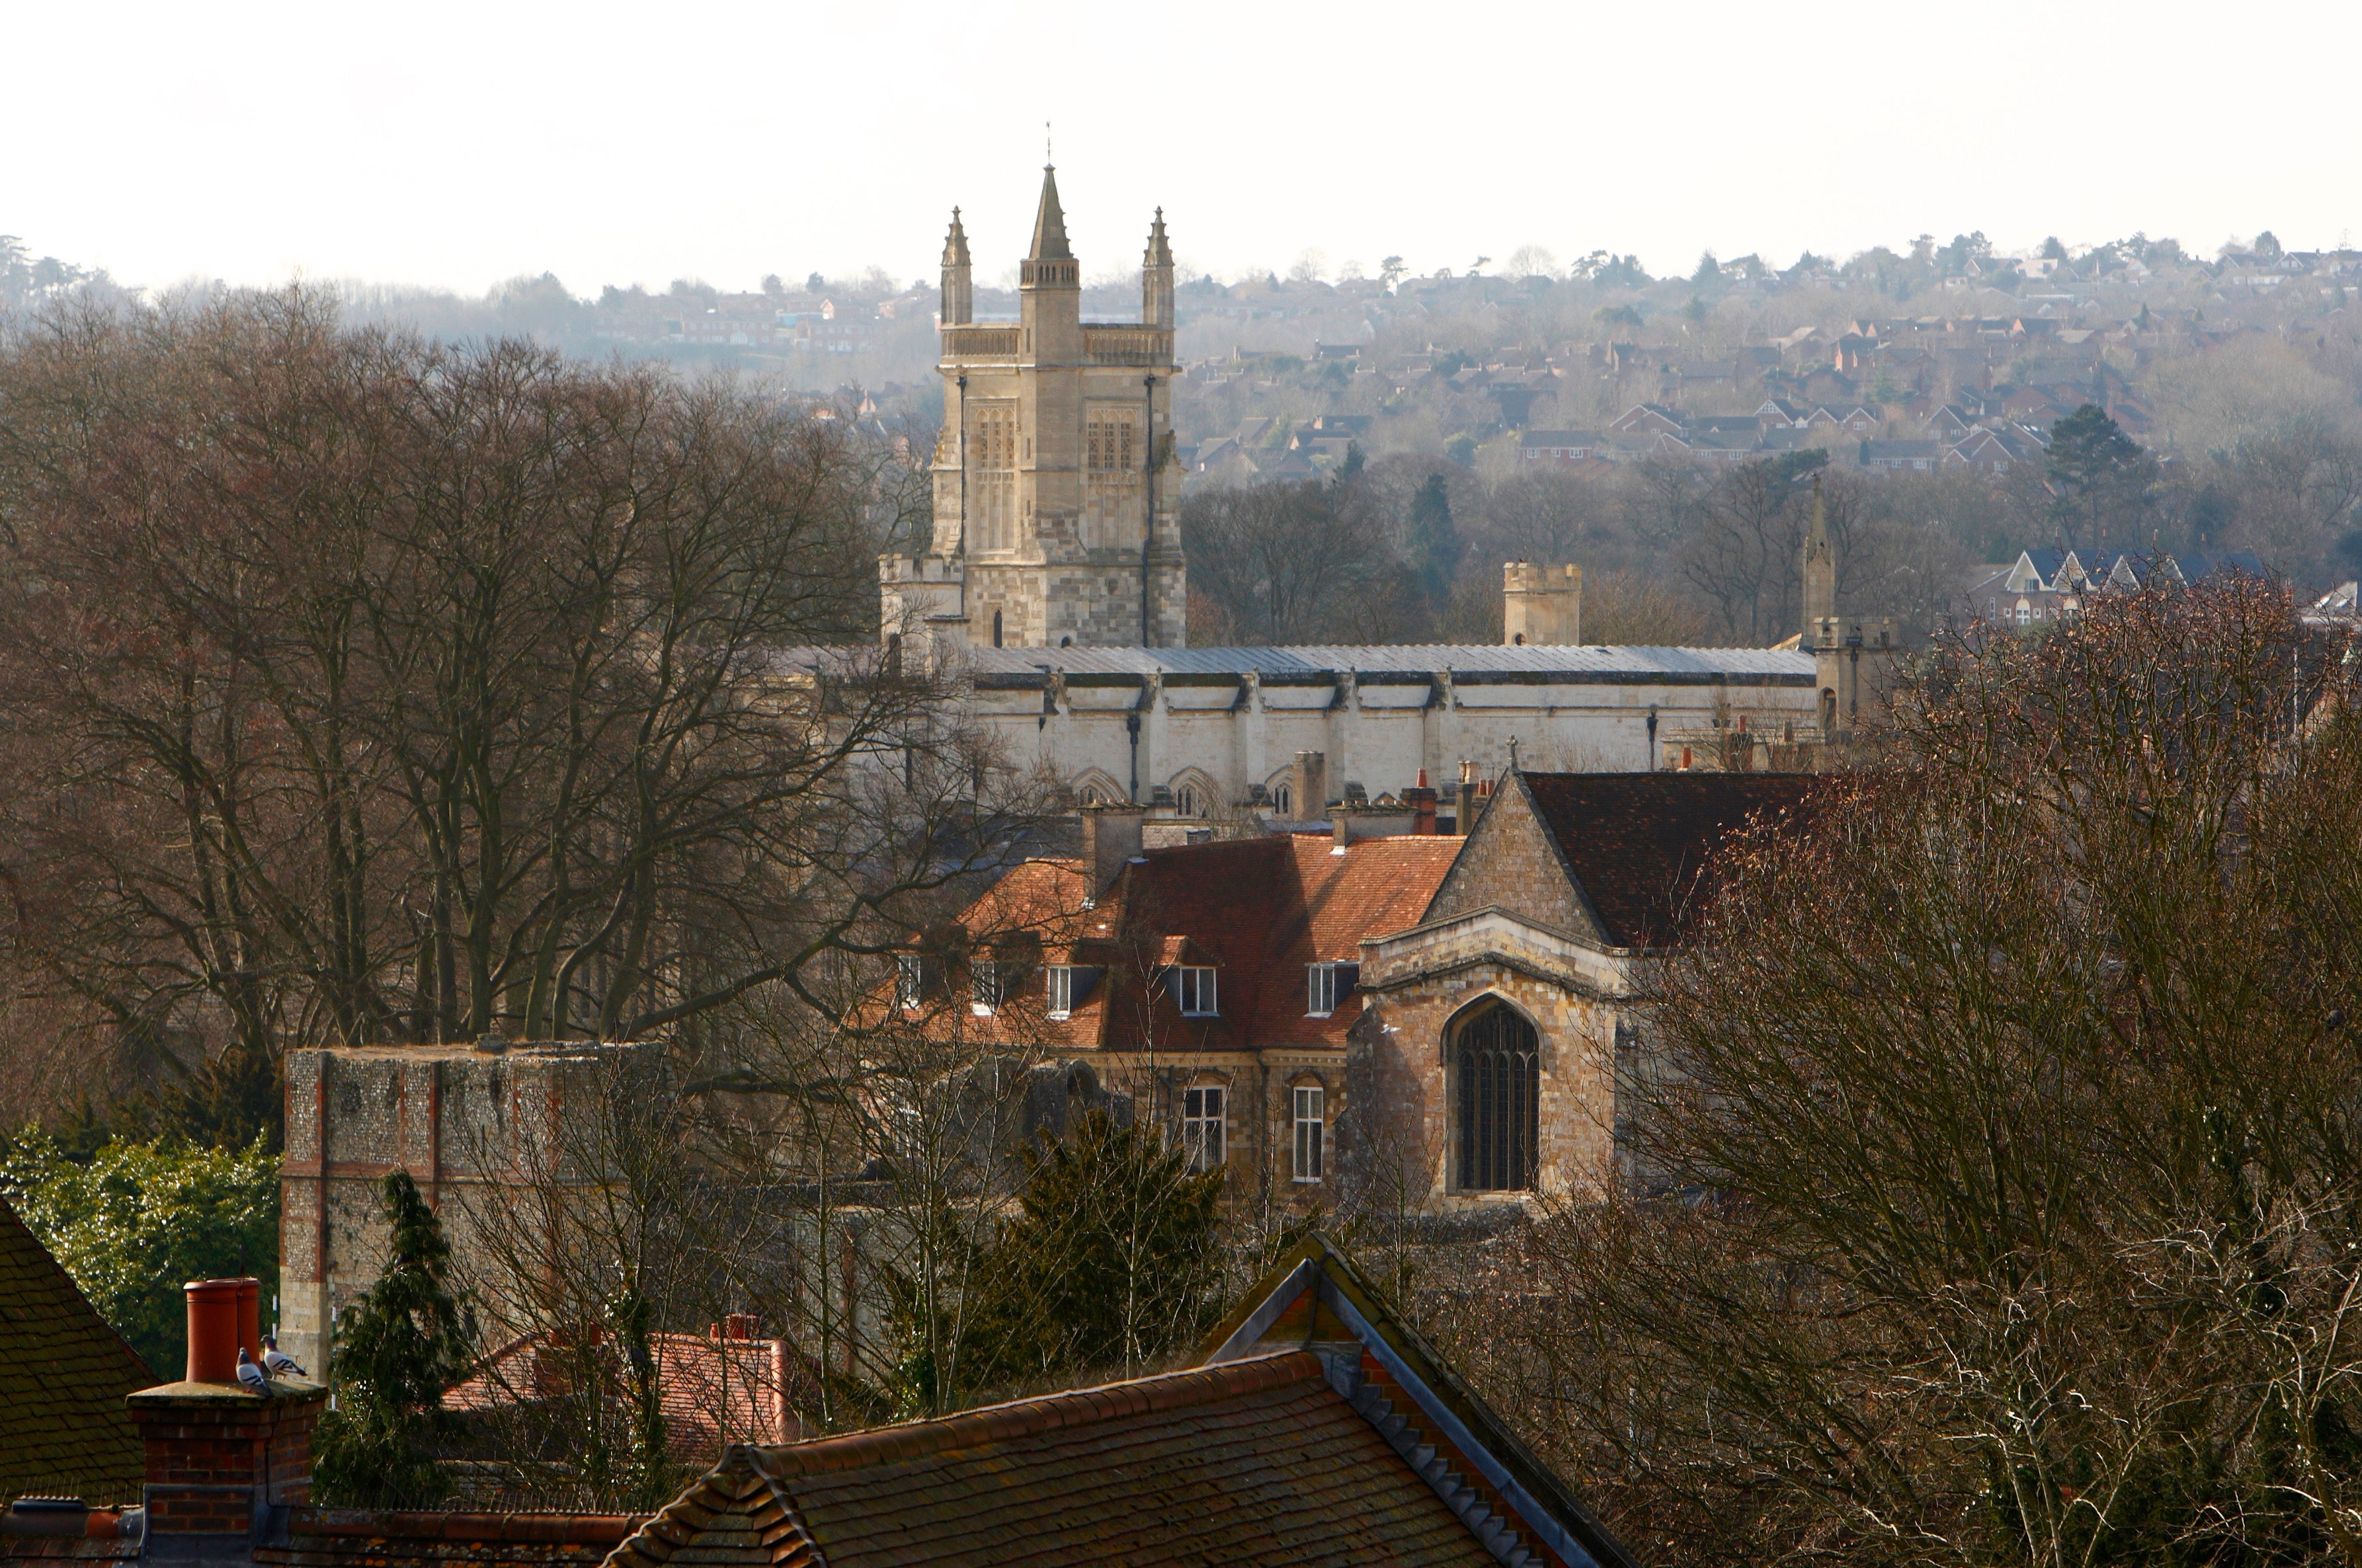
[1519,772,1832,947]
[604,1352,1501,1568]
[0,1195,151,1508]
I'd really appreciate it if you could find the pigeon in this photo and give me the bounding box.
[236,1346,272,1397]
[262,1334,307,1379]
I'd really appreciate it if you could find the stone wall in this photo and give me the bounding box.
[1424,777,1596,939]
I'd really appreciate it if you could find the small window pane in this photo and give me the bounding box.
[1184,1086,1226,1171]
[1178,966,1217,1017]
[1293,1085,1325,1182]
[896,955,924,1009]
[1307,962,1337,1016]
[973,961,1002,1012]
[1047,966,1073,1017]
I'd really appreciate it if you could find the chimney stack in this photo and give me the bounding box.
[128,1279,325,1551]
[1455,760,1479,836]
[1404,769,1438,836]
[1289,751,1327,820]
[1080,804,1146,896]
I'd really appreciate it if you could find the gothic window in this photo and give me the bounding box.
[992,609,1004,647]
[1455,1001,1539,1192]
[1083,407,1141,549]
[1270,782,1293,817]
[970,403,1016,552]
[1293,1084,1325,1183]
[1182,1084,1226,1171]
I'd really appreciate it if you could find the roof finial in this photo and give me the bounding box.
[1045,120,1053,166]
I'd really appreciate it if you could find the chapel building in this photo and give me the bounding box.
[875,169,1887,812]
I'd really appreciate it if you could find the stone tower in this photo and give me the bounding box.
[1502,562,1582,645]
[880,167,1186,652]
[1801,475,1903,734]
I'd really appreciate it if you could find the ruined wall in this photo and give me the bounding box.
[278,1040,662,1378]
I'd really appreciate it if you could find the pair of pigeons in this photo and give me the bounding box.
[234,1335,308,1395]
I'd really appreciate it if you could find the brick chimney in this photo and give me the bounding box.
[1080,804,1146,896]
[126,1278,326,1561]
[1454,761,1479,837]
[1403,769,1438,836]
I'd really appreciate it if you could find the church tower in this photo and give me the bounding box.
[881,167,1186,652]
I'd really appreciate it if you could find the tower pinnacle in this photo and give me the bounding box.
[1028,165,1072,262]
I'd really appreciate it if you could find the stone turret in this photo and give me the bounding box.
[1020,165,1081,363]
[1143,208,1175,331]
[1503,562,1581,646]
[939,207,972,327]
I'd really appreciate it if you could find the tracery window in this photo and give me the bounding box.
[969,403,1017,552]
[1455,1002,1539,1192]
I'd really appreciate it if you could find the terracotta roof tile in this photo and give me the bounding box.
[0,1195,151,1508]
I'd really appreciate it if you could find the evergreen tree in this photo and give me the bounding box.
[311,1173,473,1507]
[1406,473,1464,606]
[954,1113,1225,1395]
[2046,404,2158,550]
[1335,440,1365,483]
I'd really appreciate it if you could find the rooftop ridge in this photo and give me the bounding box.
[752,1351,1321,1479]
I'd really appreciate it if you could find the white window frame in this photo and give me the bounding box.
[971,960,1002,1016]
[1046,965,1075,1019]
[1293,1085,1325,1183]
[1176,966,1218,1017]
[1183,1085,1227,1171]
[1307,962,1340,1017]
[895,954,925,1010]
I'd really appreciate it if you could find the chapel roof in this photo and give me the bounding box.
[1517,771,1833,948]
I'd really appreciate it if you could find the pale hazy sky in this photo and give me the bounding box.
[9,0,2353,297]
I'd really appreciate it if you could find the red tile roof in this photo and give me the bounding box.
[1518,773,1832,947]
[0,1195,150,1508]
[879,836,1461,1054]
[604,1352,1501,1568]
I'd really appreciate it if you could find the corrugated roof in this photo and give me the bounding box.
[0,1195,151,1507]
[955,643,1813,681]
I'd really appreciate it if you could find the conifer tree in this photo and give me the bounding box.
[311,1172,473,1506]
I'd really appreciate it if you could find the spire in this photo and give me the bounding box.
[1142,206,1175,331]
[940,206,970,269]
[1028,165,1072,262]
[1802,472,1836,630]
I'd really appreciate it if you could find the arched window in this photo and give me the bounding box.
[1270,782,1293,817]
[1455,1001,1539,1192]
[993,609,1004,647]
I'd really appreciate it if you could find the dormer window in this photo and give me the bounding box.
[895,955,926,1010]
[1047,965,1075,1019]
[1305,962,1357,1017]
[972,961,1003,1016]
[1175,966,1218,1017]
